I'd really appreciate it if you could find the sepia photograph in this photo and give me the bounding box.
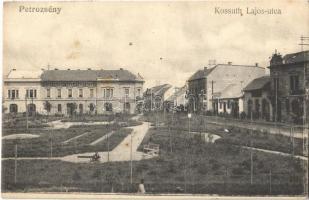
[1,1,309,199]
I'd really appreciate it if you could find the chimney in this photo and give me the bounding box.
[228,61,232,65]
[255,63,259,67]
[204,66,208,71]
[208,59,216,67]
[87,68,91,70]
[120,68,123,70]
[67,68,71,70]
[54,68,58,70]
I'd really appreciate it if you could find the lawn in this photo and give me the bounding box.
[2,124,306,195]
[142,112,305,156]
[2,122,133,158]
[1,112,306,195]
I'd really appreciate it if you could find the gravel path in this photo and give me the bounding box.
[60,121,156,163]
[89,131,115,146]
[46,120,114,130]
[62,132,91,144]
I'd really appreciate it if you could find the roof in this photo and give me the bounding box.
[243,76,270,91]
[188,63,264,82]
[145,84,172,97]
[166,86,187,101]
[283,50,309,64]
[188,67,216,81]
[215,84,243,99]
[41,69,143,82]
[6,70,42,79]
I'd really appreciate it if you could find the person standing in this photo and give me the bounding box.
[137,179,146,194]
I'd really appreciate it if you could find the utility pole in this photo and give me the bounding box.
[250,111,253,185]
[107,124,110,162]
[299,35,309,196]
[49,132,53,157]
[269,169,272,195]
[14,144,18,184]
[25,94,28,131]
[130,131,134,185]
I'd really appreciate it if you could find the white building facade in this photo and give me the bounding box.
[3,68,144,115]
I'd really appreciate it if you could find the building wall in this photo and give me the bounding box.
[187,78,206,111]
[207,65,265,111]
[96,81,143,114]
[3,80,44,113]
[4,79,144,115]
[243,91,272,121]
[269,62,309,123]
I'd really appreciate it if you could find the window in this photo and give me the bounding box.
[227,100,231,109]
[104,102,113,111]
[58,104,62,112]
[137,88,141,97]
[68,89,72,98]
[103,88,113,99]
[57,88,61,98]
[285,99,290,114]
[79,88,83,98]
[47,88,51,98]
[8,89,19,99]
[290,75,299,93]
[9,104,18,113]
[106,89,110,98]
[125,88,129,97]
[255,99,260,112]
[90,88,94,98]
[26,89,37,98]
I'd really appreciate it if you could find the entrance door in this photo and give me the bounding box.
[124,102,130,113]
[27,104,36,116]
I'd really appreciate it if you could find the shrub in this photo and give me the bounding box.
[240,112,246,120]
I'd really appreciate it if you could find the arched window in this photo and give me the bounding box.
[9,104,18,113]
[79,104,83,114]
[247,99,253,117]
[104,103,113,112]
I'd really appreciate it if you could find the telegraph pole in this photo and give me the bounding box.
[14,144,18,184]
[299,35,309,196]
[250,111,254,185]
[25,94,28,131]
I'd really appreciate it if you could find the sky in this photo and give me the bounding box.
[3,1,309,88]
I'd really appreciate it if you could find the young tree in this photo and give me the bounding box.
[44,101,52,118]
[88,103,95,114]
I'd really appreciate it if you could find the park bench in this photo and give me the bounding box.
[77,154,100,162]
[143,143,160,156]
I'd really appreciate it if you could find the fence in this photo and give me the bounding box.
[3,173,305,195]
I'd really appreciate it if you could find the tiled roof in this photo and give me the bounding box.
[283,50,309,64]
[188,67,216,81]
[166,86,187,101]
[145,84,172,97]
[218,84,243,99]
[41,69,143,82]
[243,76,270,91]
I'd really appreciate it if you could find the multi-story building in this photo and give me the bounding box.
[187,62,266,113]
[143,84,172,111]
[268,50,309,123]
[3,68,144,115]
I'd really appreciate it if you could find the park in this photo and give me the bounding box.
[1,111,307,195]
